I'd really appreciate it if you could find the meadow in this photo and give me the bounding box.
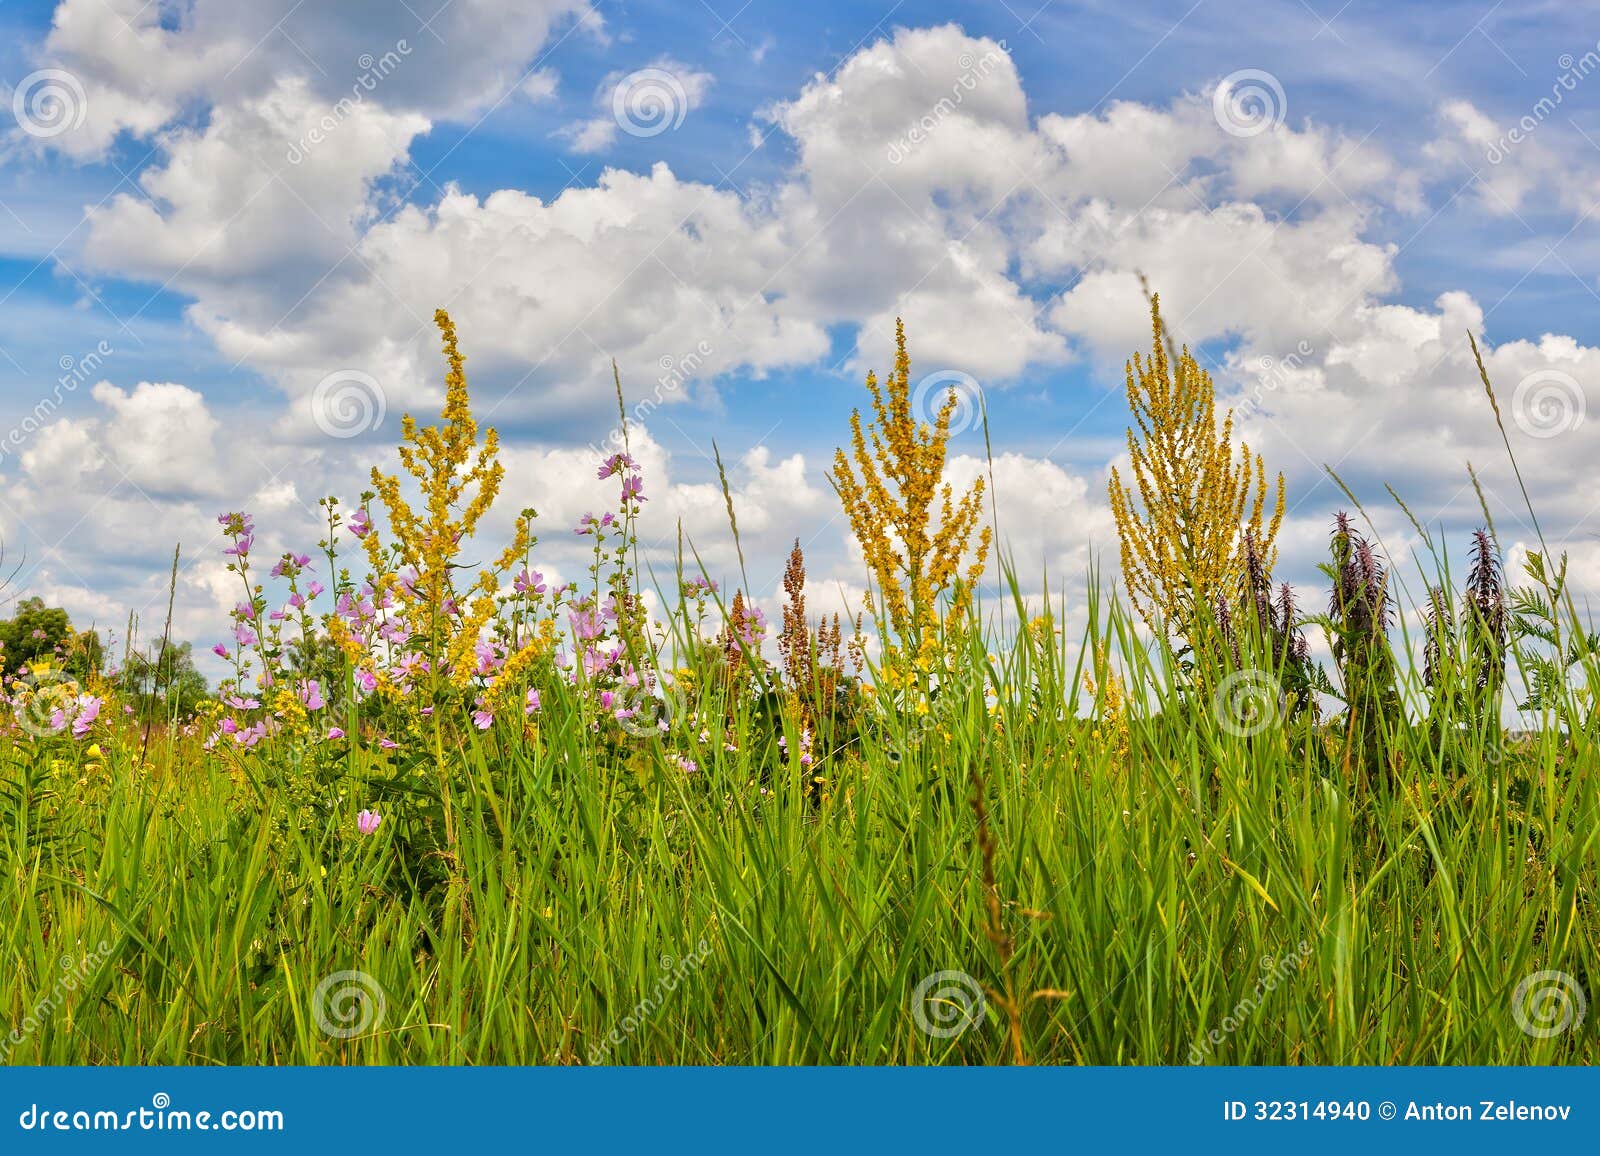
[0,300,1595,1066]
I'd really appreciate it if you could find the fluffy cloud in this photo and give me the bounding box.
[16,15,1600,657]
[29,0,593,158]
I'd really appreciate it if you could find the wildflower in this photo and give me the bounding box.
[212,643,229,658]
[525,688,541,715]
[326,726,345,740]
[831,319,990,650]
[513,568,547,595]
[356,668,378,693]
[356,809,382,835]
[234,601,256,620]
[1107,293,1285,641]
[347,508,371,538]
[681,576,718,599]
[597,452,638,479]
[570,603,608,643]
[472,706,494,730]
[298,680,326,711]
[378,738,399,750]
[620,475,646,504]
[474,639,502,676]
[678,756,698,774]
[270,553,311,579]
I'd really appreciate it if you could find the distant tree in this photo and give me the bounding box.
[119,641,209,722]
[0,596,104,680]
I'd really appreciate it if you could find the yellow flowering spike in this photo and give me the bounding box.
[831,319,990,654]
[1107,294,1285,644]
[365,310,534,692]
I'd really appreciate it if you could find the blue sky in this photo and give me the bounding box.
[1,0,1598,653]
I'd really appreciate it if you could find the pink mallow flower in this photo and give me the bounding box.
[298,680,326,711]
[356,809,382,835]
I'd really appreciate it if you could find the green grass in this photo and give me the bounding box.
[2,577,1596,1066]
